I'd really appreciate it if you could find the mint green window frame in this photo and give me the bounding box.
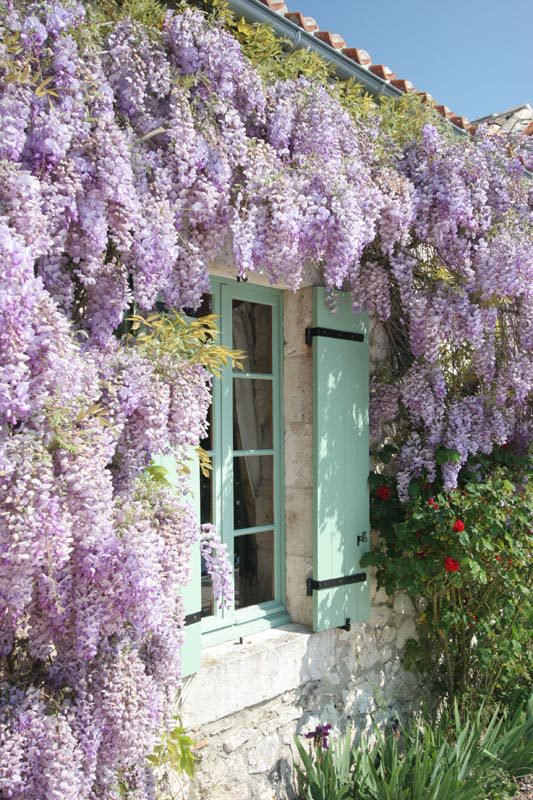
[202,277,289,646]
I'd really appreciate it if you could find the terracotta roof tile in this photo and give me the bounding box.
[369,64,396,81]
[342,47,372,66]
[450,114,470,130]
[259,0,288,12]
[390,79,415,93]
[284,11,318,32]
[435,104,453,118]
[314,30,347,49]
[415,91,435,105]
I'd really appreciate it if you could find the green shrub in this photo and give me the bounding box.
[295,701,533,800]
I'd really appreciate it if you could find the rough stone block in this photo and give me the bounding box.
[353,683,377,714]
[369,604,391,628]
[358,645,381,670]
[373,584,392,605]
[393,592,415,616]
[397,617,418,651]
[248,733,281,773]
[382,625,396,644]
[222,727,255,754]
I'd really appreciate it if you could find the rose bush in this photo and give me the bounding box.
[364,450,532,707]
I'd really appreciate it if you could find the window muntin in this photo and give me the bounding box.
[199,279,286,644]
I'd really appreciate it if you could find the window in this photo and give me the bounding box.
[198,278,288,646]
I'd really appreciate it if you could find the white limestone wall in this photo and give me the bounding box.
[174,284,422,800]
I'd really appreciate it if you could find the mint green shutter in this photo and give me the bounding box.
[153,453,202,676]
[310,287,370,631]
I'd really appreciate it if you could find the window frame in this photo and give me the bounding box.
[201,277,289,647]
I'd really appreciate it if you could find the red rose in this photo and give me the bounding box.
[495,554,503,563]
[444,556,460,573]
[376,485,391,501]
[415,550,426,559]
[428,497,439,509]
[453,519,465,532]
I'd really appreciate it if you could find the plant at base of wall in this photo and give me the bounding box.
[147,720,197,782]
[294,701,533,800]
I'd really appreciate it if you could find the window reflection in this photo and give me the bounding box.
[233,379,272,451]
[234,531,274,609]
[184,293,212,319]
[200,403,212,452]
[233,456,274,530]
[199,463,213,525]
[232,301,272,374]
[201,571,214,617]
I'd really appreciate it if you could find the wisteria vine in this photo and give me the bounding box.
[0,0,531,796]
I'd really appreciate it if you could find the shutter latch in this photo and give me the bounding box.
[357,531,368,546]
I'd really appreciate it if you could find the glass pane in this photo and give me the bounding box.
[200,403,212,452]
[233,379,273,451]
[201,567,214,617]
[184,293,212,319]
[234,531,274,609]
[233,456,274,529]
[199,463,213,525]
[232,300,272,374]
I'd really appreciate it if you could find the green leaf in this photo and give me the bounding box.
[360,551,383,568]
[144,463,172,486]
[436,448,462,465]
[408,479,422,498]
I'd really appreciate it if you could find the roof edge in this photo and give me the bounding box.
[227,0,468,137]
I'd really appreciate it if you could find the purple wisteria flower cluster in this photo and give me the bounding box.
[0,0,531,796]
[385,125,533,497]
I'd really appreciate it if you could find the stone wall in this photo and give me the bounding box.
[181,588,423,800]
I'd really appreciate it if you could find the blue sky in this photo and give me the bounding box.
[292,0,532,121]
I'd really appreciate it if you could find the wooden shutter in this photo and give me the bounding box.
[309,287,370,632]
[153,452,202,676]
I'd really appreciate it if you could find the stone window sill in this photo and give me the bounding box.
[181,623,339,727]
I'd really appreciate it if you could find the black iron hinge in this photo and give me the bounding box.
[305,326,365,346]
[306,572,367,596]
[184,611,202,627]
